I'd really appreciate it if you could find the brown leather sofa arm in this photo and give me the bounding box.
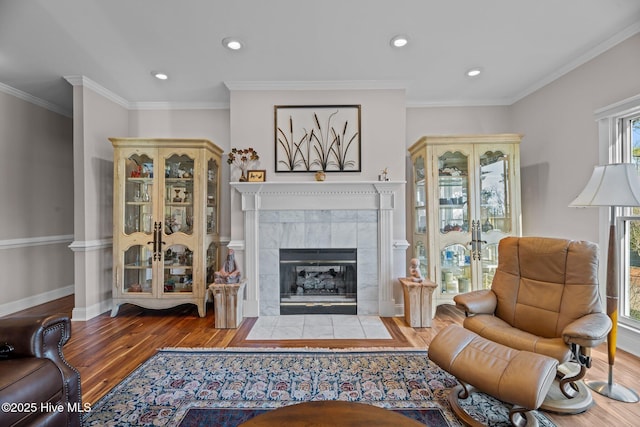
[454,289,497,315]
[562,312,612,348]
[0,314,82,427]
[0,313,71,361]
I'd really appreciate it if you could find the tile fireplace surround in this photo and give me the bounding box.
[230,181,407,318]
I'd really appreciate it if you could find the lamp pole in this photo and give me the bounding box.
[585,207,639,402]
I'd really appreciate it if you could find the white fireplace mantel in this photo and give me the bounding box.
[230,181,403,211]
[230,180,407,317]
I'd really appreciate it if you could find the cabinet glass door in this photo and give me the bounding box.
[437,151,470,234]
[475,146,517,289]
[479,150,511,233]
[164,154,195,235]
[480,242,499,289]
[413,155,428,277]
[124,153,154,235]
[163,244,193,293]
[414,156,427,234]
[440,244,471,294]
[161,151,197,295]
[415,241,427,278]
[206,242,219,284]
[207,158,219,234]
[123,245,153,293]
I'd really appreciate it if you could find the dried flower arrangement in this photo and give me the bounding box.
[227,147,259,181]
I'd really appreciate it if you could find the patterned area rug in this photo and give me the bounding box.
[82,348,556,427]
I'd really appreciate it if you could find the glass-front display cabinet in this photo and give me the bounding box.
[110,138,223,317]
[408,134,522,309]
[412,155,428,278]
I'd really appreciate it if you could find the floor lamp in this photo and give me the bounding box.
[570,163,640,402]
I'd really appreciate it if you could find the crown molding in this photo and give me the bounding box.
[129,101,229,110]
[510,21,640,105]
[406,97,513,108]
[0,82,72,117]
[64,75,130,109]
[224,80,407,92]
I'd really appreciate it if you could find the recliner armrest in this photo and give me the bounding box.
[0,314,71,361]
[453,289,497,315]
[562,312,612,348]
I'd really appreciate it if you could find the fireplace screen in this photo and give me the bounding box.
[280,248,357,315]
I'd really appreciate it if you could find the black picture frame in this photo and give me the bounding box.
[274,105,361,172]
[247,169,266,182]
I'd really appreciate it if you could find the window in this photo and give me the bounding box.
[598,94,640,353]
[620,115,640,325]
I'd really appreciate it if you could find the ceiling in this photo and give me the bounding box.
[1,0,639,116]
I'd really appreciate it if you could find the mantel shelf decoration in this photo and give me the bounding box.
[227,147,259,182]
[275,105,361,173]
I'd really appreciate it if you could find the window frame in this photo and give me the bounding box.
[618,112,640,329]
[596,94,640,348]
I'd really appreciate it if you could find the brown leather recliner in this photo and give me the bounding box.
[0,314,82,427]
[454,236,612,413]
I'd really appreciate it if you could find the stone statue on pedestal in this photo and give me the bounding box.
[214,248,241,284]
[409,258,423,282]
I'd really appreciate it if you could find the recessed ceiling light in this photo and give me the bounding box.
[222,37,243,50]
[466,68,482,77]
[390,35,409,48]
[152,71,168,80]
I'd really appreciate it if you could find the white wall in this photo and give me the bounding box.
[0,90,74,315]
[511,33,640,356]
[405,105,512,146]
[228,88,408,242]
[229,89,407,181]
[512,33,640,242]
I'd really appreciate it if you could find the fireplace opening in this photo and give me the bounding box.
[280,248,357,315]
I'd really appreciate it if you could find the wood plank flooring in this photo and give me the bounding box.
[8,295,640,426]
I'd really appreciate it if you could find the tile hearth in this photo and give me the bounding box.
[245,315,392,340]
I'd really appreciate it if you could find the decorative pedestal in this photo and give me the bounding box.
[399,278,437,327]
[209,280,246,328]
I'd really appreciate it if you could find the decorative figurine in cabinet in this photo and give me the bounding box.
[110,138,223,317]
[408,134,522,310]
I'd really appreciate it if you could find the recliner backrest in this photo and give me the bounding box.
[491,236,603,338]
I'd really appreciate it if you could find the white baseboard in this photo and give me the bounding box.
[394,303,405,318]
[0,285,74,317]
[71,299,112,321]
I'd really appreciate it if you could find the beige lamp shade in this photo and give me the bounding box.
[570,163,640,207]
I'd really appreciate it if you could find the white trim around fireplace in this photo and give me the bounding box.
[230,181,407,317]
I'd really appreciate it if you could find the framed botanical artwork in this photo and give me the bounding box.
[247,169,266,182]
[274,105,361,172]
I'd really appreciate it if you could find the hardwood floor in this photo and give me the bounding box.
[8,295,640,426]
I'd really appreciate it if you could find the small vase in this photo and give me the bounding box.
[239,171,248,182]
[315,171,326,181]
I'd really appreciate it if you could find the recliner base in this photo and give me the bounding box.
[541,380,593,414]
[449,384,540,427]
[540,363,593,414]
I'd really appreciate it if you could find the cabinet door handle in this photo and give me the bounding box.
[156,222,166,252]
[476,222,487,260]
[152,222,163,261]
[147,237,156,255]
[470,220,479,260]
